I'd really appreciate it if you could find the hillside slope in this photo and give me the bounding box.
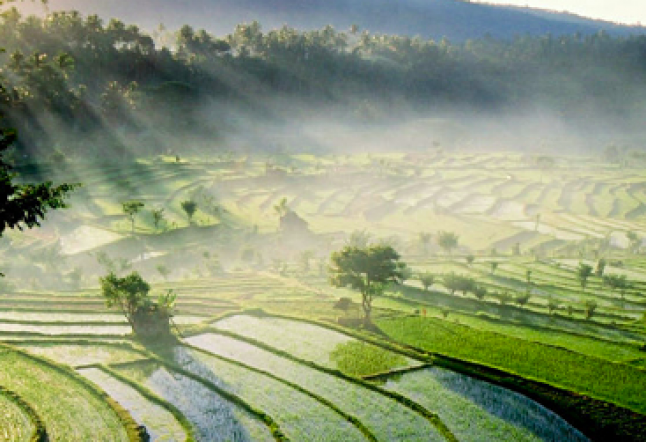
[16,0,646,40]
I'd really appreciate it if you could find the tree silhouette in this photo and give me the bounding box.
[122,200,144,233]
[418,232,432,255]
[595,258,606,277]
[329,244,405,323]
[473,285,487,300]
[151,208,165,231]
[0,35,76,276]
[273,197,289,216]
[584,300,598,320]
[418,272,435,292]
[156,264,170,280]
[181,200,198,224]
[437,231,459,256]
[576,262,593,291]
[100,271,175,336]
[627,231,641,254]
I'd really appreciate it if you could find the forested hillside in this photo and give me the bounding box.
[1,9,646,161]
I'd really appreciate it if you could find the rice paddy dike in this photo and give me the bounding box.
[2,152,646,441]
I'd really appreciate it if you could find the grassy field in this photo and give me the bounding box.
[78,367,188,442]
[2,152,646,440]
[382,367,588,442]
[0,388,37,442]
[0,346,132,441]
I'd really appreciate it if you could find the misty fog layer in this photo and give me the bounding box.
[0,9,645,165]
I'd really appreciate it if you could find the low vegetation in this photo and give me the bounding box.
[3,140,646,440]
[0,346,132,441]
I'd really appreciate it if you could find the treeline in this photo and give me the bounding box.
[1,9,646,159]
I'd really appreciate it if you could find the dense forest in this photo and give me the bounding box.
[1,9,646,160]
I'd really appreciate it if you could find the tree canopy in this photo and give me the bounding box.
[1,12,646,160]
[576,262,594,291]
[0,138,76,237]
[100,271,176,337]
[0,1,76,250]
[122,200,144,233]
[181,199,198,224]
[437,231,459,256]
[329,244,406,322]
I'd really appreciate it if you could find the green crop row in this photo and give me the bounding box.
[181,344,373,441]
[376,316,646,415]
[0,343,142,441]
[15,341,149,367]
[433,355,646,442]
[239,309,429,361]
[110,357,289,442]
[87,364,196,442]
[388,282,645,347]
[0,385,46,442]
[212,313,421,375]
[198,327,455,441]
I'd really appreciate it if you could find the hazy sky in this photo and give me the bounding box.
[474,1,646,25]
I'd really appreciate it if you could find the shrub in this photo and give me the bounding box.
[584,300,598,320]
[100,271,176,338]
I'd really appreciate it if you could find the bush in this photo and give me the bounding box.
[100,271,176,339]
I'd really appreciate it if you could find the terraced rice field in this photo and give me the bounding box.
[78,367,188,442]
[212,314,422,374]
[186,332,445,441]
[0,389,36,442]
[377,315,646,414]
[0,347,130,441]
[175,346,365,441]
[383,367,588,442]
[13,342,147,366]
[3,153,646,440]
[114,361,275,442]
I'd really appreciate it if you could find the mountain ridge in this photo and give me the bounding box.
[15,0,646,41]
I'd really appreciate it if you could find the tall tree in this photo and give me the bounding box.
[1,126,76,237]
[151,208,165,231]
[418,272,435,292]
[437,231,459,256]
[627,231,641,254]
[0,11,77,276]
[418,232,432,255]
[329,244,405,323]
[595,258,606,277]
[100,271,176,336]
[181,199,197,224]
[122,200,144,233]
[576,262,594,292]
